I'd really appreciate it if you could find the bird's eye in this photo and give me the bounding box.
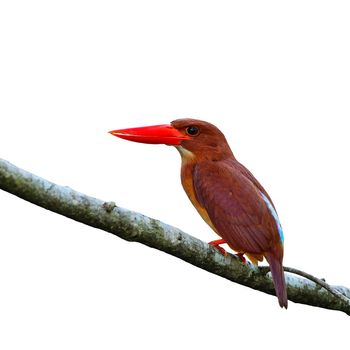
[186,126,199,136]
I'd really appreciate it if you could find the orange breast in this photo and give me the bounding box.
[180,161,218,233]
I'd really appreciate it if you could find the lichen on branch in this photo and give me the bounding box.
[0,158,349,315]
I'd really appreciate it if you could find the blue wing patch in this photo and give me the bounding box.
[260,192,284,243]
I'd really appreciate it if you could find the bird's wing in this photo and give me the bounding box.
[234,160,278,212]
[193,160,280,254]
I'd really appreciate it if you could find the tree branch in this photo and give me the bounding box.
[1,158,349,315]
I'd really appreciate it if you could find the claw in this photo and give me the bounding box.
[235,252,246,264]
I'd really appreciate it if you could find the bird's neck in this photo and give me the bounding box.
[175,145,235,163]
[175,146,196,163]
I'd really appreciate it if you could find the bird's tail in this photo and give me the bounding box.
[265,252,288,309]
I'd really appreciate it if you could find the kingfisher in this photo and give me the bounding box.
[109,119,288,308]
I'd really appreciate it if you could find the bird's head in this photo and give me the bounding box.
[109,118,234,161]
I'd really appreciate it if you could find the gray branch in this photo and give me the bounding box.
[1,158,349,315]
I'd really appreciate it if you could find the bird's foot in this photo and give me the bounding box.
[208,239,228,256]
[235,253,246,264]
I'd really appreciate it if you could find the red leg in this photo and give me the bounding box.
[208,239,228,256]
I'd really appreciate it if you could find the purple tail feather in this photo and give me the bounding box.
[265,252,288,309]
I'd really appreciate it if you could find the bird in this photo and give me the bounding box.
[109,118,288,308]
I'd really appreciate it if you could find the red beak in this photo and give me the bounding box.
[109,124,190,146]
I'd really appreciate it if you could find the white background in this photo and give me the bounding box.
[1,1,349,349]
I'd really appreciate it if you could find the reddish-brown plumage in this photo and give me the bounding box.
[110,118,288,308]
